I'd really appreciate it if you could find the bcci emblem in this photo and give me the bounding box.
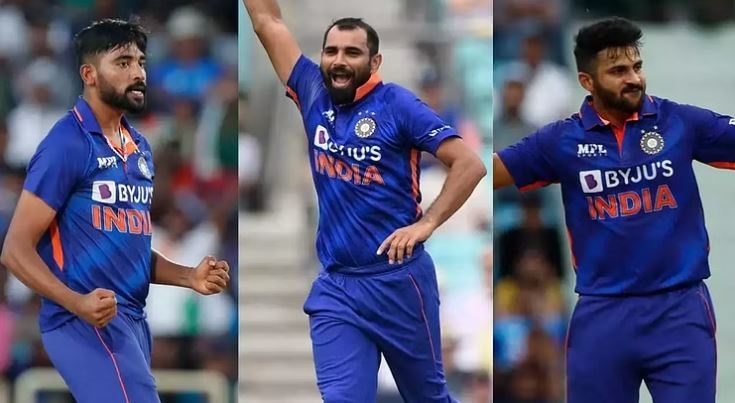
[354,117,376,138]
[138,155,152,179]
[640,131,664,155]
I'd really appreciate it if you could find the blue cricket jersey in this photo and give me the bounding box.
[286,55,459,271]
[25,97,155,331]
[498,95,735,295]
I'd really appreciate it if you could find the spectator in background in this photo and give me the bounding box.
[497,193,563,280]
[5,58,66,167]
[0,1,28,65]
[193,70,239,195]
[441,245,493,379]
[238,92,264,212]
[494,0,566,65]
[147,192,233,338]
[0,266,12,376]
[0,165,24,248]
[497,33,573,129]
[146,191,235,402]
[494,248,565,372]
[493,77,537,151]
[419,69,460,131]
[500,357,556,403]
[465,370,492,403]
[417,69,484,168]
[417,70,459,169]
[151,6,223,110]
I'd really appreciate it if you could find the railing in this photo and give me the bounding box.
[12,368,229,403]
[0,379,8,403]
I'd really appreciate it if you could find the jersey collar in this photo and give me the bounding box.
[71,96,140,160]
[352,73,383,103]
[579,94,658,130]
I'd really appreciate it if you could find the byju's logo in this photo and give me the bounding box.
[92,181,117,203]
[579,170,603,193]
[314,125,330,151]
[577,144,607,157]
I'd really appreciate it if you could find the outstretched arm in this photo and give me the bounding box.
[378,138,487,263]
[493,153,514,189]
[151,250,230,295]
[244,0,302,85]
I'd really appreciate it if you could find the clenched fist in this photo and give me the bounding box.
[71,288,117,328]
[191,256,230,295]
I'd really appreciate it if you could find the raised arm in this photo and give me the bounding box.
[493,153,515,189]
[244,0,302,85]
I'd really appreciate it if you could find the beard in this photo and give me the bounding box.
[594,80,645,114]
[321,63,372,105]
[98,73,147,114]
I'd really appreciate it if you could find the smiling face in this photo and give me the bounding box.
[86,43,148,113]
[320,26,381,105]
[579,46,646,114]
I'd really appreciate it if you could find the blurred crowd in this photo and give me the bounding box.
[0,1,238,402]
[571,0,734,24]
[398,2,492,402]
[492,0,572,402]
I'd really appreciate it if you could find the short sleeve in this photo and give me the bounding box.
[496,123,561,190]
[285,55,324,113]
[687,104,735,167]
[394,87,460,155]
[24,124,90,211]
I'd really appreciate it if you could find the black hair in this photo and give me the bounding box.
[322,17,379,57]
[74,18,148,67]
[574,17,642,74]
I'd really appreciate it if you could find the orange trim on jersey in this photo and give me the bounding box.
[708,161,735,170]
[599,112,639,154]
[285,86,301,111]
[519,181,551,192]
[611,125,625,153]
[119,126,139,157]
[50,220,64,270]
[567,227,578,271]
[410,149,422,217]
[354,73,382,103]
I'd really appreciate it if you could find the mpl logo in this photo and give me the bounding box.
[579,170,603,193]
[97,156,117,169]
[92,181,116,203]
[577,144,607,157]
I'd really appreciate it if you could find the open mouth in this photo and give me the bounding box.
[125,83,146,100]
[330,71,353,88]
[127,86,146,101]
